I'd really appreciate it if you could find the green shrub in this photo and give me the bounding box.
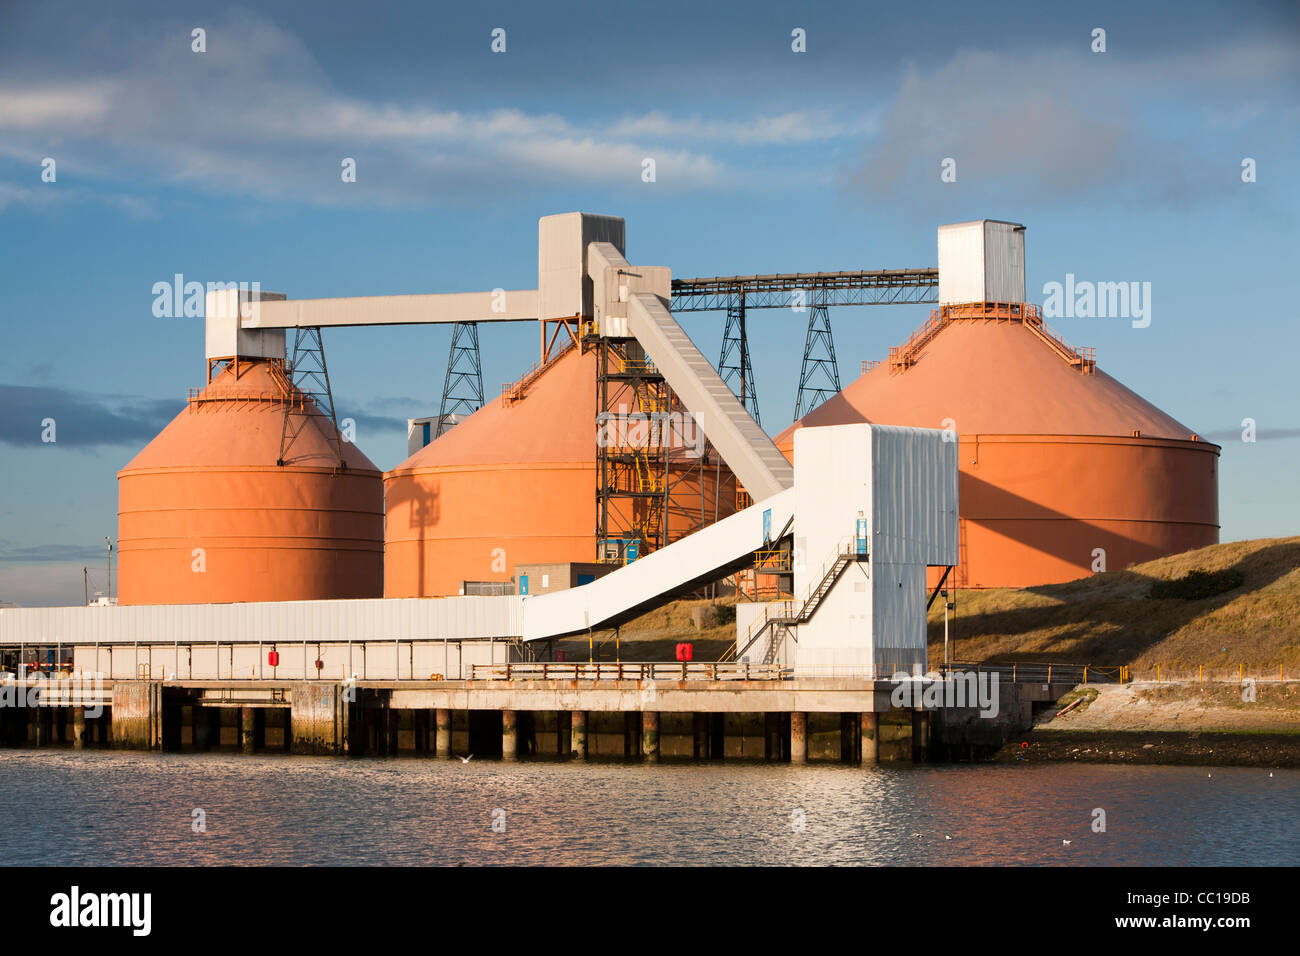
[1148,568,1245,601]
[714,604,737,625]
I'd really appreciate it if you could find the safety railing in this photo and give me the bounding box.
[469,661,785,681]
[187,387,309,411]
[726,536,860,662]
[937,660,1126,685]
[753,549,792,573]
[887,302,1096,376]
[619,357,659,375]
[502,337,577,404]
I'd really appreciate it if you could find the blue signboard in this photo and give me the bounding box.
[856,518,869,556]
[763,508,772,544]
[519,574,529,595]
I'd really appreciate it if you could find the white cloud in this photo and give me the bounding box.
[841,39,1299,206]
[0,11,859,207]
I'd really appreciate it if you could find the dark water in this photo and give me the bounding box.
[1,751,1296,866]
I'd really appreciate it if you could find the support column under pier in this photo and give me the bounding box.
[557,711,571,757]
[502,709,518,760]
[570,710,587,758]
[436,708,452,757]
[790,712,807,763]
[642,711,660,762]
[111,681,163,751]
[860,712,878,765]
[241,707,256,754]
[414,710,430,754]
[913,710,930,762]
[290,682,352,756]
[73,707,87,750]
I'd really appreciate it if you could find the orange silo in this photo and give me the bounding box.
[117,359,384,604]
[776,303,1219,588]
[385,344,736,598]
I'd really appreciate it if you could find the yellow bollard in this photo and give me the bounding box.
[1083,666,1088,686]
[1239,662,1244,684]
[1199,664,1203,684]
[1157,664,1161,684]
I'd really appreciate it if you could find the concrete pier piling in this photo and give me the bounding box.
[290,682,351,756]
[642,711,660,762]
[73,707,87,749]
[111,681,163,751]
[790,711,808,763]
[435,708,452,757]
[557,711,571,757]
[502,709,518,759]
[241,707,256,754]
[193,707,214,751]
[413,710,430,753]
[913,710,930,762]
[860,711,878,764]
[385,709,399,755]
[570,710,587,758]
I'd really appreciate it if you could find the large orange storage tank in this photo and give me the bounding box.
[117,360,384,604]
[385,346,735,598]
[776,306,1220,588]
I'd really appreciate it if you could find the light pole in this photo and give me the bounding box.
[942,589,951,671]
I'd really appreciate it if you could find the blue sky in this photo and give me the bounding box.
[1,0,1297,605]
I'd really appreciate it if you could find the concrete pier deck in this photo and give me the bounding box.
[1,671,1076,763]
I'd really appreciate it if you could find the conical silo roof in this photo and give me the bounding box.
[122,360,380,474]
[777,318,1200,454]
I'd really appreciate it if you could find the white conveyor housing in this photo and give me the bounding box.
[522,488,794,640]
[626,292,793,501]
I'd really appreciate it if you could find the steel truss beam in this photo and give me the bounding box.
[670,268,937,312]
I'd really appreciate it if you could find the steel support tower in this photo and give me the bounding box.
[717,294,761,426]
[437,321,485,437]
[277,325,345,469]
[793,305,842,419]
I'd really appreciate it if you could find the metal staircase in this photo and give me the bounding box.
[724,536,864,664]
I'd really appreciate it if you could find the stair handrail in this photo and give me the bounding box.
[730,535,861,660]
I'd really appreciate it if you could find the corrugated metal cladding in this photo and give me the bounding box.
[870,426,960,567]
[981,220,1026,304]
[872,563,927,677]
[0,596,524,645]
[937,219,1025,305]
